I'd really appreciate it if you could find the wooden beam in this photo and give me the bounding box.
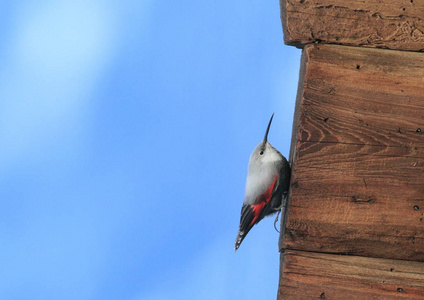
[281,44,424,261]
[278,250,424,299]
[280,0,424,51]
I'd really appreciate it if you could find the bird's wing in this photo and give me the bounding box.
[235,174,279,250]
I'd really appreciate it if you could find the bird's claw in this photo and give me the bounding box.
[273,209,281,233]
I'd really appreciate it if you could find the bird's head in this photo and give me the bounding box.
[250,114,282,165]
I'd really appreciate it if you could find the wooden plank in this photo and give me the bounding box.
[278,250,424,299]
[281,44,424,261]
[280,0,424,52]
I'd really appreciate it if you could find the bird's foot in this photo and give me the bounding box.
[273,209,281,233]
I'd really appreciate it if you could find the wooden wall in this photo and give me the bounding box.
[280,0,424,51]
[278,1,424,299]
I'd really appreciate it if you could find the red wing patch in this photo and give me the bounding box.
[250,174,278,226]
[250,202,267,226]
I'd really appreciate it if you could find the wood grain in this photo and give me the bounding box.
[278,250,424,299]
[281,44,424,261]
[280,0,424,51]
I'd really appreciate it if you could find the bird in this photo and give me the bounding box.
[235,114,291,251]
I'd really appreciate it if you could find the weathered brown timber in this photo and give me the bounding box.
[280,0,424,51]
[278,250,424,299]
[280,44,424,261]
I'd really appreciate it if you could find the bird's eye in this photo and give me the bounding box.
[260,150,264,155]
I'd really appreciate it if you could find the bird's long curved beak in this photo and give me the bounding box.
[263,113,274,143]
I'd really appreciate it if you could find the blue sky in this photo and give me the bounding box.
[0,1,300,299]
